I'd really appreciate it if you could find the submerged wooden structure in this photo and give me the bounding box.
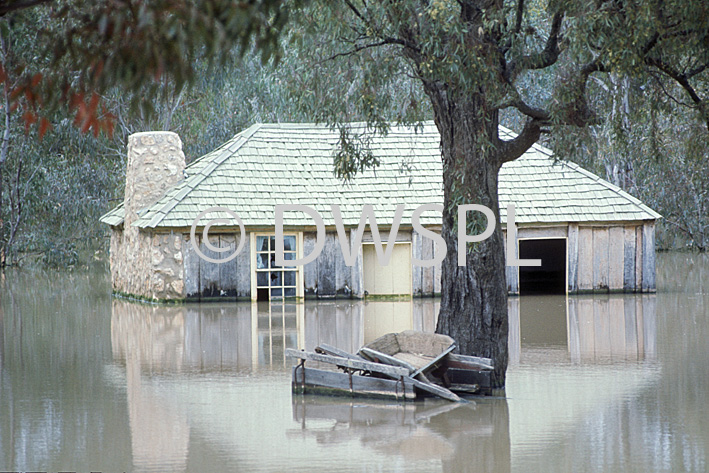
[286,330,494,402]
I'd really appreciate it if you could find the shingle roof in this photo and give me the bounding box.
[100,122,660,229]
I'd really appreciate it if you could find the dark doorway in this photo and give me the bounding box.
[519,238,567,295]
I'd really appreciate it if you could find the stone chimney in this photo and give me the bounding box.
[124,131,186,228]
[113,131,186,300]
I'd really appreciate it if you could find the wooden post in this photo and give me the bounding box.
[642,222,656,292]
[235,231,251,300]
[183,234,201,299]
[334,230,351,297]
[567,224,579,293]
[593,227,610,292]
[317,232,337,297]
[623,225,636,292]
[412,230,422,296]
[635,226,643,292]
[350,228,364,298]
[578,227,593,292]
[219,234,238,300]
[608,226,624,291]
[504,229,519,295]
[303,232,318,298]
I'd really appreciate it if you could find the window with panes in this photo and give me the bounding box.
[254,234,299,300]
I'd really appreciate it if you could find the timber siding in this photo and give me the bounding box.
[101,122,661,301]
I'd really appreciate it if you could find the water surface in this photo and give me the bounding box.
[1,252,707,472]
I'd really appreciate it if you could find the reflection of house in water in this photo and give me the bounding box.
[302,299,439,354]
[110,294,659,472]
[508,294,657,364]
[112,294,657,373]
[111,299,440,371]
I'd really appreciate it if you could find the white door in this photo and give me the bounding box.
[362,242,412,296]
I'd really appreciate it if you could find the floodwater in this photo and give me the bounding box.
[0,252,707,472]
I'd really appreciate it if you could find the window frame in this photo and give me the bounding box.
[250,232,304,301]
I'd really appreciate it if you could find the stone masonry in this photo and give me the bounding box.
[110,131,186,300]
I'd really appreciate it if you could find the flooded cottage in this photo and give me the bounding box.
[100,123,660,302]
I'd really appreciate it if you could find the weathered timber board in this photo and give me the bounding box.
[408,376,460,402]
[285,349,410,378]
[292,366,416,401]
[623,225,637,291]
[446,353,494,369]
[359,347,417,372]
[315,343,366,361]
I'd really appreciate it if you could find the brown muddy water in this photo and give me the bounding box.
[1,252,707,472]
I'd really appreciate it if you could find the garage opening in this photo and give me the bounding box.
[518,238,567,295]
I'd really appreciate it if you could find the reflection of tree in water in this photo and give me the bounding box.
[292,397,510,473]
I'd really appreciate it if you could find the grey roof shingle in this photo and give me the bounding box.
[99,122,660,229]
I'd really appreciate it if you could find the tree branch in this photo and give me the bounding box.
[496,119,541,163]
[0,0,55,16]
[646,55,708,128]
[321,37,420,64]
[514,0,525,34]
[504,12,563,82]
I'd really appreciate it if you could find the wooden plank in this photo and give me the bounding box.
[359,347,416,372]
[199,234,220,298]
[445,353,494,370]
[411,344,456,378]
[317,233,337,297]
[407,376,461,402]
[219,234,238,299]
[517,226,568,239]
[433,230,443,295]
[567,224,579,293]
[315,343,366,361]
[349,229,364,298]
[411,230,423,296]
[635,226,643,292]
[292,366,416,401]
[593,227,610,291]
[608,227,624,291]
[235,231,251,299]
[303,232,318,297]
[183,234,201,299]
[623,226,637,292]
[421,234,434,295]
[285,349,410,378]
[504,230,519,294]
[578,227,593,291]
[334,229,351,297]
[642,222,656,292]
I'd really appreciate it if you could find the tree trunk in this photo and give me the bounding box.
[428,90,509,389]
